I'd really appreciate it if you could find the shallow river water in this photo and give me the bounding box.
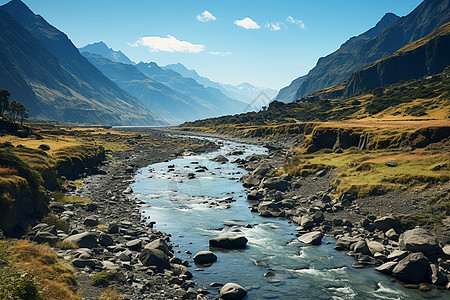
[132,138,446,300]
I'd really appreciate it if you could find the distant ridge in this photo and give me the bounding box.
[80,42,134,65]
[0,0,164,125]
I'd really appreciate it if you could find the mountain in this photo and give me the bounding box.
[82,52,247,124]
[344,21,450,95]
[164,63,277,107]
[79,42,134,65]
[135,62,247,117]
[275,12,400,103]
[0,0,163,125]
[277,0,450,103]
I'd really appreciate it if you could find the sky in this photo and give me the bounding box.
[1,0,423,90]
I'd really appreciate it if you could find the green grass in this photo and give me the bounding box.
[43,214,70,233]
[91,271,117,287]
[51,192,90,204]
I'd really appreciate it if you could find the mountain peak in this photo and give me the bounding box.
[79,41,134,65]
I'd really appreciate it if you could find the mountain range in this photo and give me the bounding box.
[81,51,247,124]
[0,0,164,125]
[275,0,450,103]
[79,41,134,65]
[163,63,278,107]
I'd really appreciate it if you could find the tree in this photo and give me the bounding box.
[9,100,19,122]
[16,102,29,125]
[0,89,11,118]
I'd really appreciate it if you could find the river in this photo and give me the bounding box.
[132,138,446,300]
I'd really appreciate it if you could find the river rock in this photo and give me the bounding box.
[300,215,314,230]
[138,249,170,272]
[334,236,358,251]
[98,233,114,247]
[258,201,282,217]
[211,155,229,163]
[126,239,142,251]
[375,261,398,275]
[72,258,97,269]
[399,228,440,255]
[145,238,172,257]
[108,223,119,234]
[63,232,98,249]
[260,176,289,192]
[387,250,408,261]
[193,251,217,265]
[220,283,248,300]
[353,240,370,255]
[298,231,323,245]
[385,228,400,241]
[209,236,247,249]
[392,252,431,283]
[431,264,449,285]
[367,240,385,255]
[83,216,99,227]
[374,215,401,231]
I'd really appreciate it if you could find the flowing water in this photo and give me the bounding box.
[132,138,447,300]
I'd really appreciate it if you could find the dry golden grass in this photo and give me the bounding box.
[99,288,123,300]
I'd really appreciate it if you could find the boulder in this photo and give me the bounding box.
[392,252,431,283]
[209,236,248,249]
[145,238,172,257]
[375,261,398,275]
[139,249,170,272]
[300,215,314,230]
[98,233,114,247]
[108,223,119,234]
[211,155,229,163]
[298,231,323,245]
[311,211,324,223]
[34,232,59,245]
[83,216,99,227]
[385,228,399,241]
[334,236,358,251]
[63,232,98,249]
[219,283,248,300]
[38,144,50,151]
[387,250,408,261]
[353,240,370,255]
[374,215,401,231]
[126,239,142,251]
[367,240,385,255]
[399,228,440,255]
[260,177,289,192]
[72,258,97,269]
[258,201,281,217]
[193,251,217,265]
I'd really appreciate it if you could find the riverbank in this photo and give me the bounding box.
[170,126,450,293]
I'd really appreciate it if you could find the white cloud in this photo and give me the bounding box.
[130,35,205,53]
[197,10,216,22]
[286,16,305,29]
[267,22,282,31]
[209,51,232,56]
[234,17,260,29]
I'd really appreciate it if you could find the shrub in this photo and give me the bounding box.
[91,271,117,287]
[43,214,69,233]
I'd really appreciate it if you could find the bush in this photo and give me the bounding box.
[43,214,69,233]
[91,271,117,287]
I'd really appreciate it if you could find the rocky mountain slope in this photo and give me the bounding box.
[0,0,164,125]
[276,0,450,102]
[80,41,134,65]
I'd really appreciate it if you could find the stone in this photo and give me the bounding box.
[72,258,96,269]
[145,238,172,257]
[258,201,281,217]
[48,202,65,213]
[85,203,97,212]
[387,250,408,261]
[300,215,314,230]
[211,155,229,163]
[374,215,401,231]
[34,232,59,245]
[193,251,217,265]
[108,223,119,234]
[138,249,170,272]
[38,144,50,151]
[375,261,398,275]
[353,240,370,255]
[209,236,248,249]
[399,228,440,255]
[385,228,399,241]
[311,211,324,223]
[98,233,114,247]
[83,217,99,227]
[298,231,323,245]
[63,232,98,249]
[392,252,431,283]
[126,239,142,251]
[219,283,248,300]
[260,176,289,192]
[430,264,448,286]
[367,240,385,255]
[443,244,450,256]
[334,236,358,251]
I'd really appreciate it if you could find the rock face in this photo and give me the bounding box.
[209,236,248,249]
[193,251,217,265]
[392,252,431,283]
[298,231,323,245]
[63,232,98,249]
[220,283,248,300]
[138,249,170,272]
[399,228,440,254]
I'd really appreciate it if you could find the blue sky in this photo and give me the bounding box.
[2,0,422,89]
